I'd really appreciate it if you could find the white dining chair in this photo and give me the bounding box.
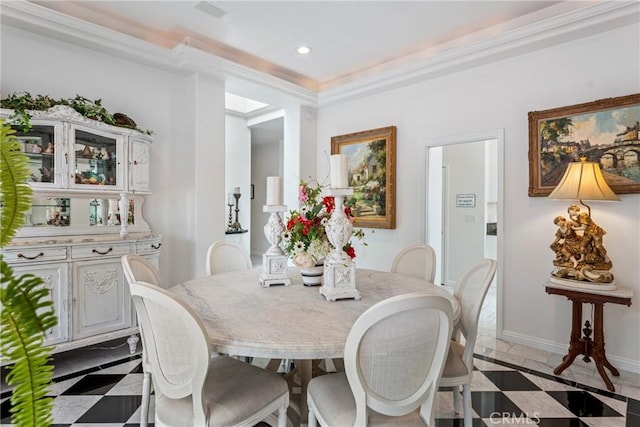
[391,243,437,283]
[307,292,453,427]
[122,254,162,288]
[205,241,252,275]
[121,254,162,426]
[130,280,289,427]
[439,258,497,427]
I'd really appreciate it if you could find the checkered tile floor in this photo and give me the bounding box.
[1,354,638,426]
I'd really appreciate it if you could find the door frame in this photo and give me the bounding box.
[424,129,504,338]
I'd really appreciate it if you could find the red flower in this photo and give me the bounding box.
[322,196,335,214]
[345,245,356,259]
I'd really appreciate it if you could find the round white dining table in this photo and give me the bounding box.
[170,267,461,360]
[170,267,460,425]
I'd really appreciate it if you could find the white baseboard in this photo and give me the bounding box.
[501,330,640,374]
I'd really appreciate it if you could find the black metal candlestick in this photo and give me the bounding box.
[232,192,242,230]
[227,201,234,230]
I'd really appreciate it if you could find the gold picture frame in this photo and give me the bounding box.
[331,126,396,229]
[528,93,640,196]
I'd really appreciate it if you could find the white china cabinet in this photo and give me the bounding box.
[1,105,160,357]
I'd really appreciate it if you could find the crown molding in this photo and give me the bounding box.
[317,1,640,106]
[2,1,638,109]
[1,1,318,106]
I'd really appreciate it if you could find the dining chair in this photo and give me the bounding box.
[130,280,289,427]
[307,292,453,427]
[121,254,162,426]
[122,254,162,287]
[391,243,437,283]
[439,258,497,427]
[205,241,252,275]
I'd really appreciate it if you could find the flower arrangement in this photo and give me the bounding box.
[281,180,365,269]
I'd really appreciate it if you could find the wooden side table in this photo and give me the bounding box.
[545,283,633,392]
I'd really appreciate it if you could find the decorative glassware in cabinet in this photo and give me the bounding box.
[89,198,135,227]
[24,197,71,227]
[13,123,64,189]
[71,126,123,190]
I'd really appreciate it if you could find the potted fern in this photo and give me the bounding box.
[1,119,58,426]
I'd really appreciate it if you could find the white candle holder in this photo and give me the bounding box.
[259,205,291,287]
[320,188,360,301]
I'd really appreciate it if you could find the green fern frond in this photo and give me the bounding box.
[1,120,34,247]
[1,118,56,426]
[1,259,57,427]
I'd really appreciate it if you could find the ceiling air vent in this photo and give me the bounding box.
[195,2,227,19]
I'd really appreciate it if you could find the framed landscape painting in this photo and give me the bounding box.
[528,93,640,196]
[331,126,396,229]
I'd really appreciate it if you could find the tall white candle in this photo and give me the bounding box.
[266,176,282,205]
[330,154,348,188]
[227,193,234,205]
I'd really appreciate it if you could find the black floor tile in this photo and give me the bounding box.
[627,397,640,415]
[482,370,541,391]
[61,373,125,395]
[547,390,623,417]
[627,411,640,427]
[536,418,591,427]
[0,398,12,424]
[435,419,487,426]
[75,395,142,423]
[471,391,523,418]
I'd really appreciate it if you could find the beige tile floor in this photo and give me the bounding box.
[477,284,640,400]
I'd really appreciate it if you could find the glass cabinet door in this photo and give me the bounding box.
[70,125,124,190]
[13,121,64,189]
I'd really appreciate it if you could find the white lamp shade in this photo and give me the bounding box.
[548,159,620,201]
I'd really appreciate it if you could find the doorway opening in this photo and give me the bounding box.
[425,130,503,338]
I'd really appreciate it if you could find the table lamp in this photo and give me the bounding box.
[547,157,620,288]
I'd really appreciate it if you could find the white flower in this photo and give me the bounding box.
[293,252,316,269]
[300,206,309,214]
[282,231,292,242]
[308,239,330,260]
[293,241,305,253]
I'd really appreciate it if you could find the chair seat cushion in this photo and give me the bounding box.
[441,341,469,381]
[308,373,427,426]
[156,356,288,427]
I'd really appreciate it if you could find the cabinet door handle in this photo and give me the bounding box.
[92,247,113,255]
[151,243,162,249]
[133,160,138,165]
[18,252,45,260]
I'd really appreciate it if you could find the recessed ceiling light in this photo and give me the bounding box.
[297,46,311,55]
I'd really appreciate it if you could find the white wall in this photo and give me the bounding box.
[251,140,281,256]
[317,25,640,368]
[443,141,486,285]
[225,114,252,254]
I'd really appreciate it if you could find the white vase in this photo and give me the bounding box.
[300,261,324,286]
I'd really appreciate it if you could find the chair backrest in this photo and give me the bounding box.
[122,254,162,286]
[344,292,453,426]
[205,241,252,275]
[453,258,497,369]
[390,244,437,283]
[129,281,211,425]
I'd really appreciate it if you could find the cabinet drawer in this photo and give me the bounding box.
[2,247,68,264]
[135,238,162,255]
[71,243,132,259]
